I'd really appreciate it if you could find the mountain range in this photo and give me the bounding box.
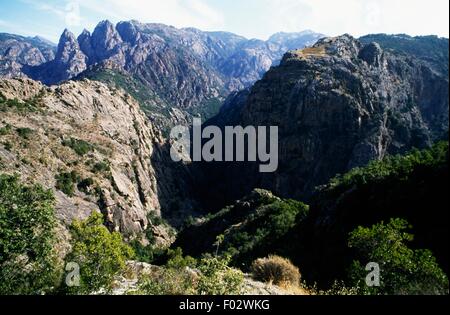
[1,21,324,129]
[0,19,449,295]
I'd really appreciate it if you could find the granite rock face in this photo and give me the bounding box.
[24,30,88,85]
[0,78,182,245]
[197,34,449,207]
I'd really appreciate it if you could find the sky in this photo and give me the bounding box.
[0,0,448,43]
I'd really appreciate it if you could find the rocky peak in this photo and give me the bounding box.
[317,34,362,59]
[91,20,123,61]
[56,29,83,62]
[77,29,95,62]
[358,42,384,67]
[116,21,141,45]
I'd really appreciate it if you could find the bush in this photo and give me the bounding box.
[137,268,197,295]
[0,124,12,136]
[137,255,244,295]
[55,171,79,197]
[329,141,449,190]
[16,127,34,140]
[92,160,111,173]
[62,138,93,156]
[0,98,37,112]
[166,248,197,270]
[0,174,61,295]
[251,255,301,287]
[65,212,135,295]
[2,141,12,151]
[77,177,95,195]
[196,255,244,295]
[348,218,449,295]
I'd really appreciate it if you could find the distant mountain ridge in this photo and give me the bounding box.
[0,33,56,78]
[1,21,324,110]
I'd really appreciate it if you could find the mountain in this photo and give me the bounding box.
[1,26,448,295]
[0,33,56,78]
[1,21,324,129]
[0,78,196,247]
[29,29,88,85]
[196,34,449,209]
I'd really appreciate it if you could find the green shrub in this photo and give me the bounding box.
[166,248,197,270]
[92,160,111,173]
[77,178,95,195]
[65,212,135,295]
[348,218,448,295]
[0,98,38,112]
[330,141,449,190]
[2,141,12,151]
[16,127,34,140]
[136,267,197,295]
[147,210,164,227]
[251,255,301,287]
[137,255,244,295]
[0,124,12,136]
[222,199,309,263]
[62,138,94,156]
[55,171,79,197]
[196,255,244,295]
[0,174,61,295]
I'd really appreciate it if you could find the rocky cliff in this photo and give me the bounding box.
[0,78,186,246]
[197,34,449,208]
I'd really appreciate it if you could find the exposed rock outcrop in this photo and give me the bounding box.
[0,78,180,245]
[196,34,449,207]
[29,30,87,85]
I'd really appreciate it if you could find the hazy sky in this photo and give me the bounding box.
[0,0,449,43]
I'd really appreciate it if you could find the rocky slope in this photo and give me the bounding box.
[0,33,55,78]
[0,78,190,246]
[197,34,449,208]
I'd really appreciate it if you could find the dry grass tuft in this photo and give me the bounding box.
[251,255,301,288]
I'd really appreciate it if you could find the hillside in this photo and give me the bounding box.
[175,142,449,293]
[196,34,449,210]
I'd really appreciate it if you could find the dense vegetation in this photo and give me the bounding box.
[0,141,448,295]
[348,218,448,295]
[174,190,309,268]
[176,142,449,294]
[0,174,137,295]
[0,174,61,295]
[64,212,135,294]
[62,137,94,156]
